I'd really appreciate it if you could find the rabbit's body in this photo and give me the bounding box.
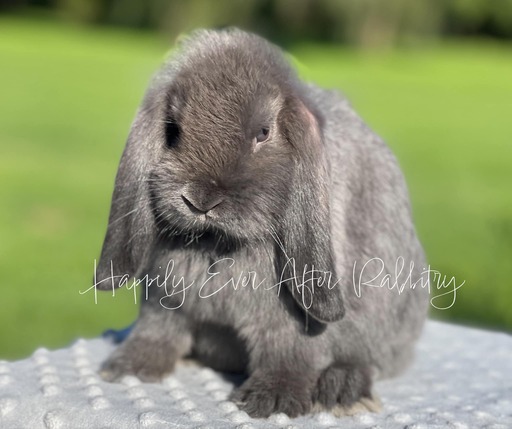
[97,29,429,417]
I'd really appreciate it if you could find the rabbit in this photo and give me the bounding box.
[95,28,430,418]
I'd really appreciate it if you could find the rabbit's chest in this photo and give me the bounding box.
[147,247,285,326]
[182,259,283,324]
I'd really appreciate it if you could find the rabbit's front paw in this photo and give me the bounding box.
[99,338,177,383]
[313,364,373,409]
[230,371,313,418]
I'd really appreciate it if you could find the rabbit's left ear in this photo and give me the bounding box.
[275,94,345,323]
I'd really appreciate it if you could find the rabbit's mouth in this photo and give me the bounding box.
[156,200,266,253]
[160,218,247,255]
[147,173,277,245]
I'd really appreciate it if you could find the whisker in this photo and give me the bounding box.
[107,208,139,227]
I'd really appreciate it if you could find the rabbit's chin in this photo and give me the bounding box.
[161,225,250,254]
[156,211,263,253]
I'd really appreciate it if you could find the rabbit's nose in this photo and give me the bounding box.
[181,192,224,215]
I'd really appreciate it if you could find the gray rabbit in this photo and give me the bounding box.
[95,29,430,418]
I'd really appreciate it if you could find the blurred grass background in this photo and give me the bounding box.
[1,1,511,359]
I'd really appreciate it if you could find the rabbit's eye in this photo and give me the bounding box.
[255,127,270,144]
[165,120,180,148]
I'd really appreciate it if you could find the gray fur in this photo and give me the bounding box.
[97,28,430,418]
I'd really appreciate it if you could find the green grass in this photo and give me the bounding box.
[1,17,511,359]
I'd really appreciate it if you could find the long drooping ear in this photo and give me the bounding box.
[94,101,161,290]
[275,93,345,323]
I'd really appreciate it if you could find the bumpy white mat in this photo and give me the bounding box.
[0,320,511,429]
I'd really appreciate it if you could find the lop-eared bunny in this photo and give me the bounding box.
[96,29,429,418]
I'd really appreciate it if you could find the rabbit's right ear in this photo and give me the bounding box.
[94,103,160,290]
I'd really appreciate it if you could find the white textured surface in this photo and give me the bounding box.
[1,320,511,428]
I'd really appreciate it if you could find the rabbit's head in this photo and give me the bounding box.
[96,29,344,323]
